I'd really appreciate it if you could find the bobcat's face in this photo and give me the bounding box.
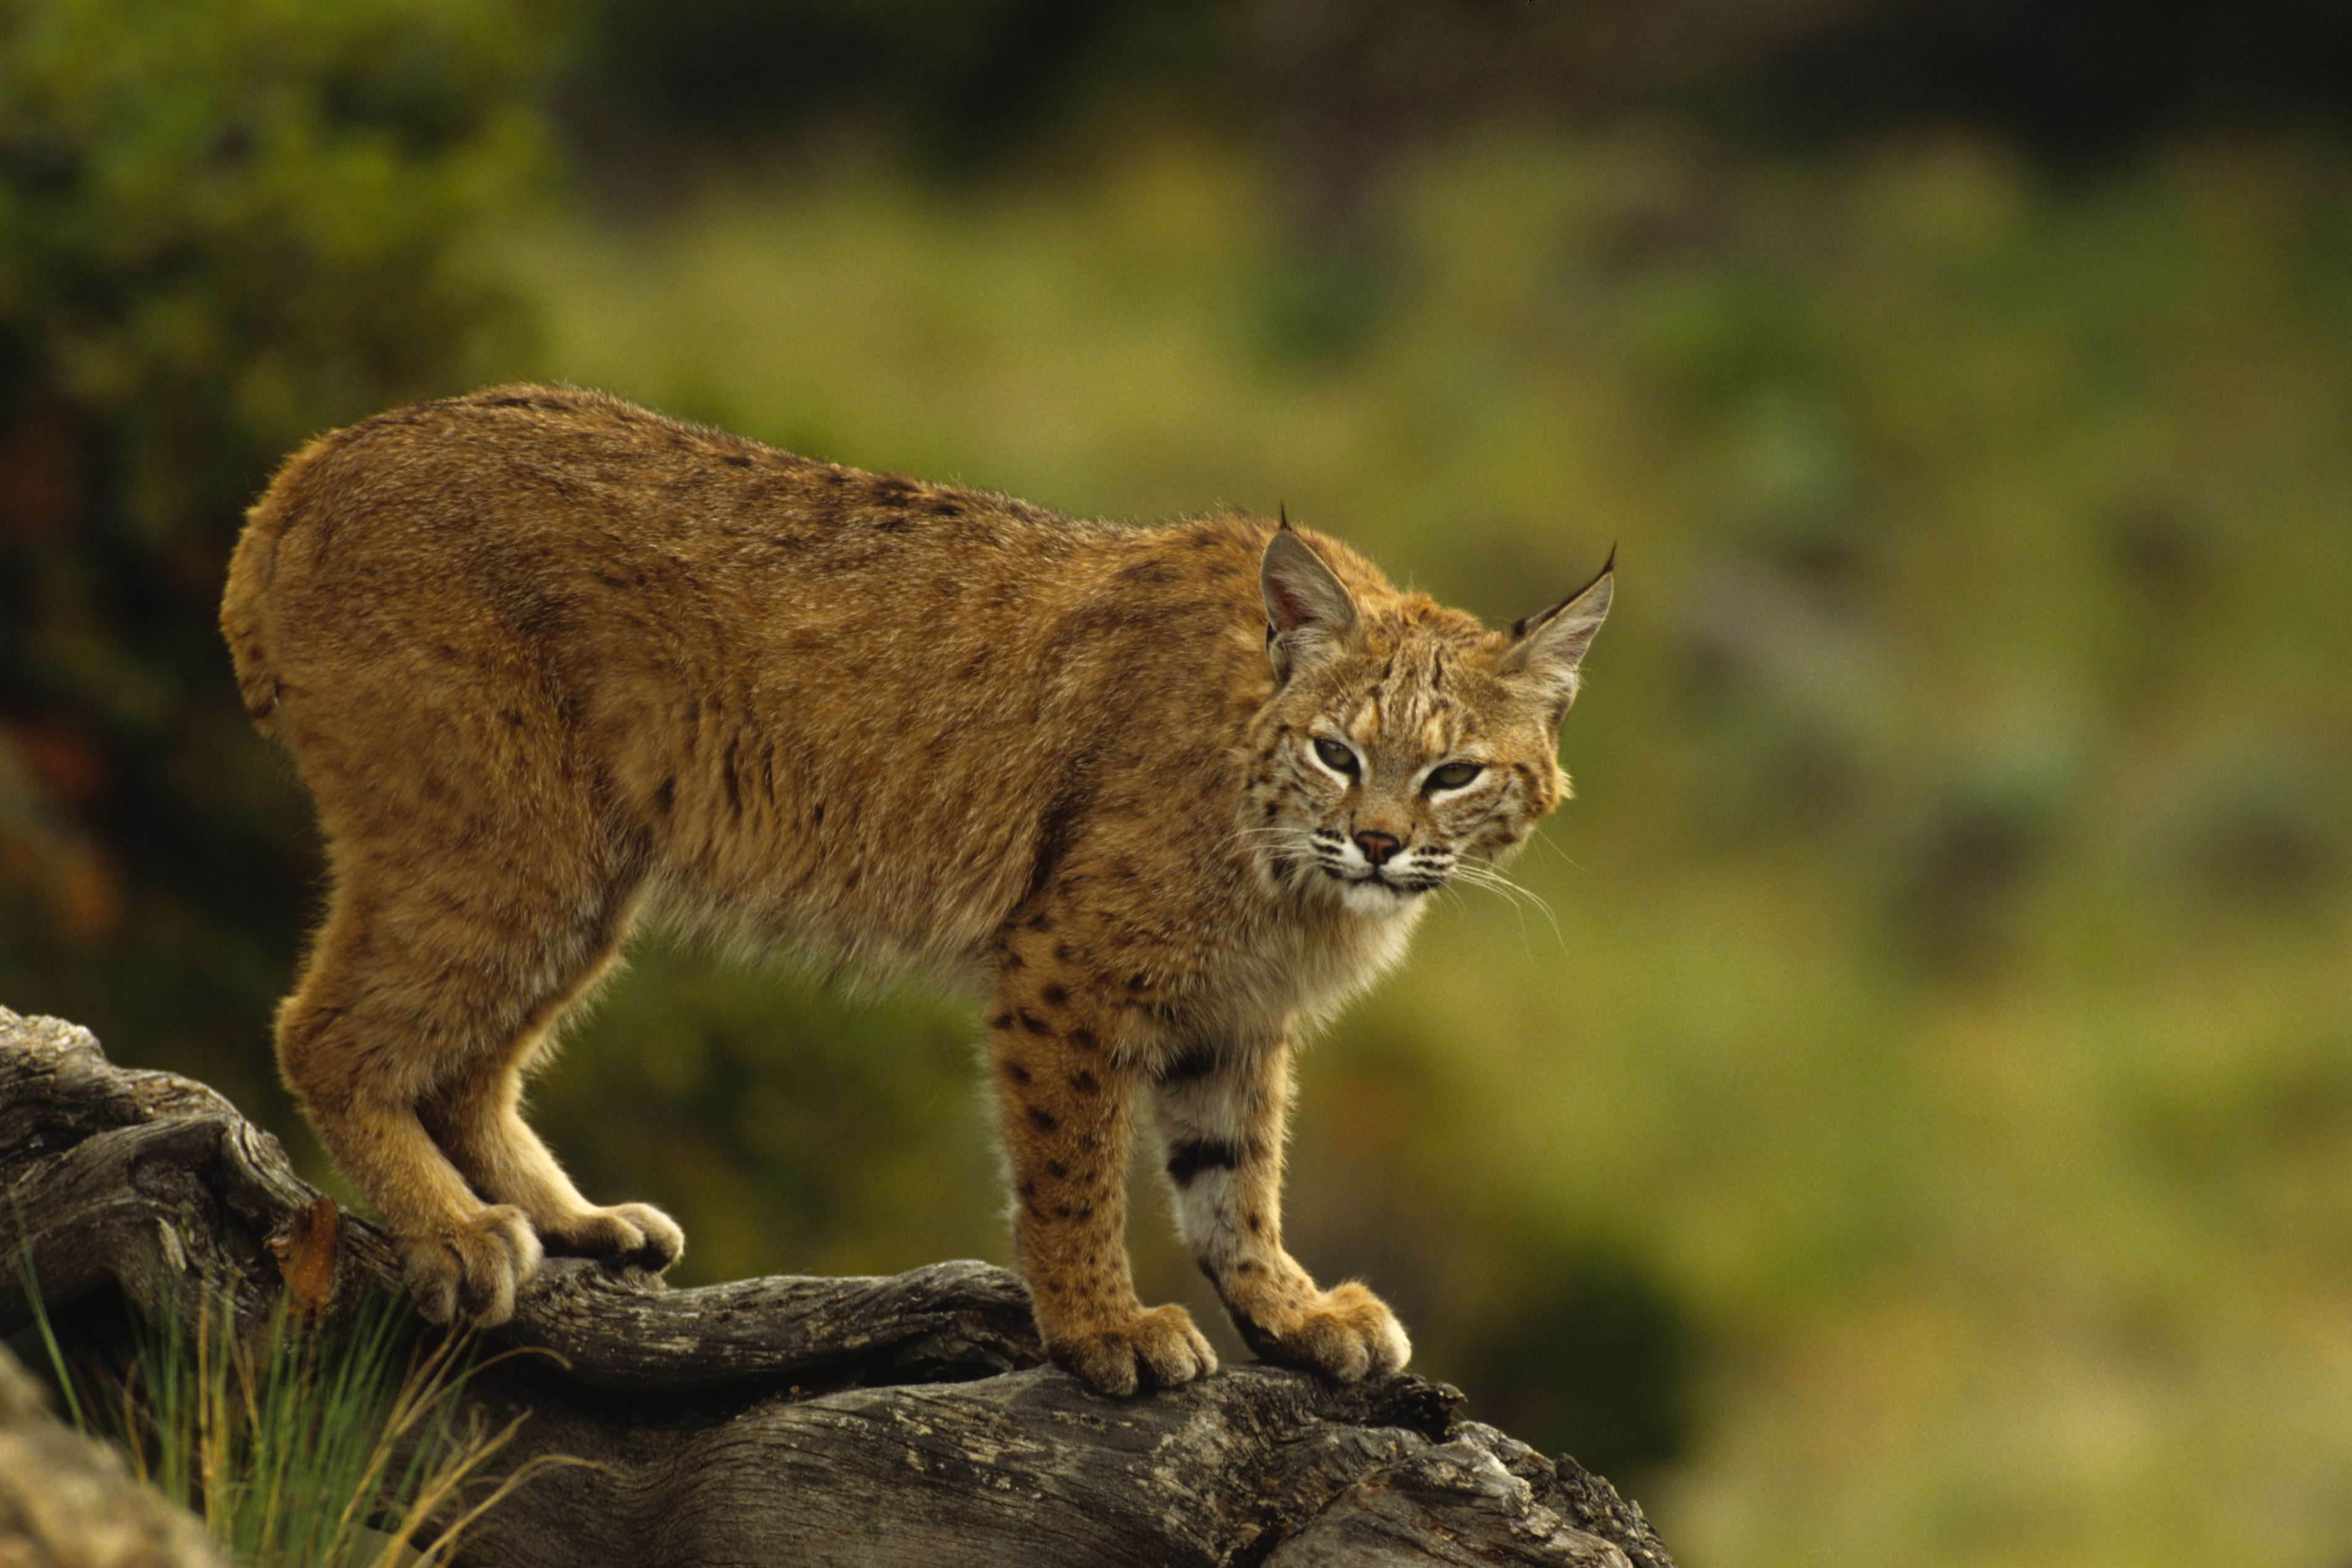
[1251,628,1564,915]
[1246,528,1611,917]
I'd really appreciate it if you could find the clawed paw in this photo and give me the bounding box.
[1050,1303,1220,1397]
[1231,1279,1411,1384]
[403,1205,542,1326]
[541,1201,685,1273]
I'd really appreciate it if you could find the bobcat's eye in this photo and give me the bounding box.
[1425,761,1483,793]
[1312,738,1360,777]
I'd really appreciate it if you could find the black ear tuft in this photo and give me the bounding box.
[1499,549,1613,720]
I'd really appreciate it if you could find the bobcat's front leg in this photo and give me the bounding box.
[1150,1037,1410,1383]
[989,924,1217,1396]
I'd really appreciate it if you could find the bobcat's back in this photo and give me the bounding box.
[232,386,1312,981]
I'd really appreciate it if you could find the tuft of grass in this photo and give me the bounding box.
[22,1248,573,1568]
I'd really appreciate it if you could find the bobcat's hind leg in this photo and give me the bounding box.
[418,1010,684,1275]
[276,902,544,1325]
[410,893,683,1279]
[1149,1037,1410,1383]
[279,868,676,1325]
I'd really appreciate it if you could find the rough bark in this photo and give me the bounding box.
[0,1007,1676,1567]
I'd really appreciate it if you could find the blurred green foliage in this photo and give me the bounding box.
[0,0,554,1115]
[4,5,2351,1566]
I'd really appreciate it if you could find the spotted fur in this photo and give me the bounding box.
[222,384,1611,1394]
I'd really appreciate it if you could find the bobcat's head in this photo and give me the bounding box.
[1245,525,1611,917]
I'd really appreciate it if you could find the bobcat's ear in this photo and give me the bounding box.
[1260,521,1359,684]
[1499,547,1612,727]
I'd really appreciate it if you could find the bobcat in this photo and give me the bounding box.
[221,385,1611,1396]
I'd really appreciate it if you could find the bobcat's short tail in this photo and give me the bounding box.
[221,442,323,741]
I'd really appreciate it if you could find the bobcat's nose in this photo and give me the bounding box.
[1353,829,1402,867]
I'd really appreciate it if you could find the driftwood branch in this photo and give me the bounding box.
[1,1008,1676,1567]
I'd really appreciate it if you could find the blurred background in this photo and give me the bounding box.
[4,1,2350,1562]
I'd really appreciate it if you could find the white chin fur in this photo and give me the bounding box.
[1334,875,1422,917]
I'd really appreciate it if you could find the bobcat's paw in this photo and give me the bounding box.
[541,1202,685,1273]
[403,1205,543,1327]
[1231,1279,1412,1384]
[1048,1303,1220,1397]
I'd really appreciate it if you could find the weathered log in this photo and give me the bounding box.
[0,1008,1676,1567]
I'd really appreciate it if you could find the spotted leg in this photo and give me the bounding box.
[988,922,1218,1396]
